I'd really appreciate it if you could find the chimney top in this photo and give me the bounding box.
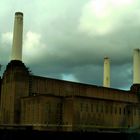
[15,12,23,16]
[134,48,140,51]
[104,57,109,60]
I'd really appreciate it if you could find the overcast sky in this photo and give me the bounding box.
[1,0,140,90]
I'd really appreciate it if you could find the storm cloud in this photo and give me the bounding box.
[0,0,140,90]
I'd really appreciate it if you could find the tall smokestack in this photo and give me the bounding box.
[103,57,110,87]
[133,48,140,84]
[11,12,23,61]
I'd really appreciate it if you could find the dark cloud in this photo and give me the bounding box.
[1,0,140,90]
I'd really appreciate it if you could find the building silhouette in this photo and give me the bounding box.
[0,12,140,132]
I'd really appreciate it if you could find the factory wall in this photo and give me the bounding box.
[21,94,62,131]
[72,97,139,129]
[29,75,138,103]
[20,94,140,131]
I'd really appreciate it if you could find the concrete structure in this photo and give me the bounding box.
[11,12,23,61]
[103,57,110,87]
[0,61,29,124]
[0,12,140,132]
[133,48,140,84]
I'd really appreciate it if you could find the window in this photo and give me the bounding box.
[80,103,83,112]
[127,109,130,115]
[134,108,136,115]
[110,106,113,114]
[46,102,51,113]
[105,106,108,114]
[96,104,98,113]
[86,104,88,112]
[139,108,140,116]
[123,108,126,115]
[91,104,93,112]
[101,105,103,113]
[119,108,121,115]
[114,107,117,114]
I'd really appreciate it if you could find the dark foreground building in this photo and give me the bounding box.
[0,12,140,135]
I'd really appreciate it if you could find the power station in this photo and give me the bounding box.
[0,12,140,132]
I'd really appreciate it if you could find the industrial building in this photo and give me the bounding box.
[0,12,140,132]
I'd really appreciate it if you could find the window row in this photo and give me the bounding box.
[80,103,137,115]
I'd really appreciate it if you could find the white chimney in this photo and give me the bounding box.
[133,48,140,84]
[103,57,110,87]
[11,12,23,61]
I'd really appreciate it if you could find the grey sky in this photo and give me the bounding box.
[0,0,140,90]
